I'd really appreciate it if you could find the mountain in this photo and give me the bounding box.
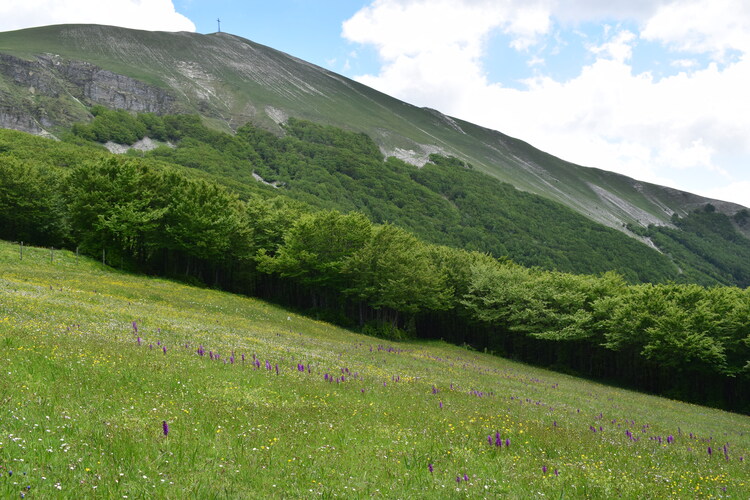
[1,24,746,235]
[2,27,750,404]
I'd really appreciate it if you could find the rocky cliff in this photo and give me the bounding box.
[0,52,177,135]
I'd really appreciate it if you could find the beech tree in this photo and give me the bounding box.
[65,157,162,261]
[344,223,451,328]
[0,157,67,246]
[257,210,372,307]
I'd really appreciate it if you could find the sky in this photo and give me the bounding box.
[1,1,749,208]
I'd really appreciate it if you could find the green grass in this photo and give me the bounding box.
[1,239,749,498]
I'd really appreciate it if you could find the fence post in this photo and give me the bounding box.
[50,247,53,263]
[76,246,79,264]
[20,241,23,260]
[102,248,106,265]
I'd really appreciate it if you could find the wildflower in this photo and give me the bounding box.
[488,435,492,446]
[542,466,547,474]
[708,446,712,456]
[495,432,502,447]
[132,321,137,333]
[554,469,559,477]
[439,401,443,409]
[137,337,141,345]
[162,346,167,355]
[432,386,438,394]
[505,438,510,447]
[463,474,469,482]
[162,421,169,436]
[428,463,433,473]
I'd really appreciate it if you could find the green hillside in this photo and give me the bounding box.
[3,124,750,413]
[1,24,746,235]
[51,109,750,286]
[2,240,749,498]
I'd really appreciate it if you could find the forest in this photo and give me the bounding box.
[1,109,749,412]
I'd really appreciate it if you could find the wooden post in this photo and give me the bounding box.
[50,247,53,263]
[76,246,79,264]
[102,248,106,265]
[20,241,23,260]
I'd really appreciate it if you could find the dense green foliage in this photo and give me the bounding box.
[66,109,750,285]
[2,118,750,411]
[642,207,750,287]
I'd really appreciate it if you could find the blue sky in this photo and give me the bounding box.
[1,0,750,208]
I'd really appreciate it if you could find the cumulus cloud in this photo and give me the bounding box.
[0,0,195,33]
[342,0,750,207]
[642,0,750,58]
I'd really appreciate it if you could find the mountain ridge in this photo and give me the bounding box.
[0,23,747,236]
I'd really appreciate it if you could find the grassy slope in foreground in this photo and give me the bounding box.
[1,240,748,498]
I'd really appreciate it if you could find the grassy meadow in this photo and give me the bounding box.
[1,240,749,498]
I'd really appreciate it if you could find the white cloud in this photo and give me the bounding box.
[588,29,636,62]
[705,181,750,208]
[671,58,698,68]
[342,0,552,60]
[527,55,545,67]
[642,0,750,59]
[342,0,750,207]
[0,0,195,33]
